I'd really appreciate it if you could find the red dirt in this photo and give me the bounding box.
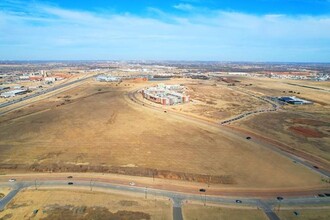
[226,125,330,171]
[289,126,325,138]
[291,118,329,127]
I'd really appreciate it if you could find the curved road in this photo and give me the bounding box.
[1,179,330,220]
[221,88,280,125]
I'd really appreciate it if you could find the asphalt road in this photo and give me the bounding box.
[0,75,94,115]
[1,180,330,220]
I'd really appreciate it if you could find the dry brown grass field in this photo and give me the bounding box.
[0,80,326,188]
[227,77,330,164]
[166,79,271,121]
[182,203,267,220]
[0,186,11,199]
[0,188,172,220]
[277,207,330,220]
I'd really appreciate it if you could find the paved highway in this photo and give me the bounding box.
[1,179,330,220]
[0,75,95,116]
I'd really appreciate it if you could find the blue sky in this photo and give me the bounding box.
[0,0,330,62]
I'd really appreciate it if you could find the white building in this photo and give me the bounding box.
[45,77,56,83]
[0,89,27,98]
[95,75,120,82]
[142,84,189,105]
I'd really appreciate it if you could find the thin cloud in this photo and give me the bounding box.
[0,1,329,61]
[173,3,195,11]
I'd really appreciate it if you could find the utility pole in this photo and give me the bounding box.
[35,179,37,190]
[145,187,148,199]
[276,197,283,213]
[278,201,281,212]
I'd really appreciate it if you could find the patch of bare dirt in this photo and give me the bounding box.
[118,201,139,207]
[291,118,330,127]
[0,214,13,220]
[41,205,150,220]
[289,126,326,138]
[0,164,236,185]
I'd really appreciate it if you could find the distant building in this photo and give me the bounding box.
[95,75,120,82]
[278,96,313,105]
[142,84,190,105]
[29,76,43,81]
[0,86,10,91]
[44,77,56,83]
[0,89,28,98]
[19,75,30,80]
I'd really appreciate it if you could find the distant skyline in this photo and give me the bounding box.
[0,0,330,62]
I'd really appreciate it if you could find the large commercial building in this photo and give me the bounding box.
[95,75,120,82]
[278,96,313,105]
[142,84,190,105]
[0,89,28,98]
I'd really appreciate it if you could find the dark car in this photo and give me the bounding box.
[235,200,242,203]
[313,165,319,169]
[277,196,284,201]
[67,176,73,178]
[68,182,73,185]
[199,189,206,192]
[318,194,325,197]
[246,137,251,140]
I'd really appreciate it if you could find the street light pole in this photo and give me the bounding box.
[90,179,93,191]
[276,197,283,213]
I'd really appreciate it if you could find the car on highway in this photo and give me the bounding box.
[277,196,284,201]
[8,178,16,182]
[235,200,242,203]
[318,194,325,197]
[199,188,206,192]
[246,136,251,140]
[313,165,319,169]
[68,182,73,185]
[129,182,135,186]
[67,176,73,178]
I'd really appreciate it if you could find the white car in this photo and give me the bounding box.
[8,178,16,182]
[129,182,135,186]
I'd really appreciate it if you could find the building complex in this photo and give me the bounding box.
[142,84,190,105]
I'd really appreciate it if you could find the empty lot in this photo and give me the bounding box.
[182,203,267,220]
[0,80,326,188]
[0,188,171,220]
